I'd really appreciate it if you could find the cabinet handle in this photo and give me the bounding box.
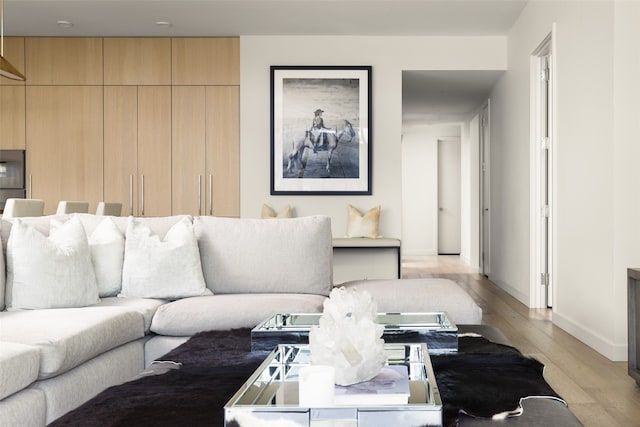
[28,175,32,198]
[197,175,202,216]
[129,175,134,216]
[208,174,213,216]
[140,175,145,216]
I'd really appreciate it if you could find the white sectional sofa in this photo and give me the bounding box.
[0,214,482,426]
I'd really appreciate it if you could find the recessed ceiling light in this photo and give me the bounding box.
[155,21,172,28]
[56,20,73,29]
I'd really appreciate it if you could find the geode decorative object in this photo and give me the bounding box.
[309,286,387,386]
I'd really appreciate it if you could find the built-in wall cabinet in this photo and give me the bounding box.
[1,36,239,216]
[0,38,26,150]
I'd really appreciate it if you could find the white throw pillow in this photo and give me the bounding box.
[120,216,211,299]
[6,217,100,309]
[88,217,125,297]
[346,204,382,238]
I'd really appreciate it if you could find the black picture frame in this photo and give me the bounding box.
[270,65,372,195]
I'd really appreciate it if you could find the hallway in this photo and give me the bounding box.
[401,255,640,426]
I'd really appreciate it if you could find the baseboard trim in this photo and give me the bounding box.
[491,278,529,306]
[553,311,628,362]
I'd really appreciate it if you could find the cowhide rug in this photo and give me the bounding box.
[49,329,564,427]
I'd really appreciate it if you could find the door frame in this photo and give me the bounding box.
[530,29,556,308]
[479,102,491,276]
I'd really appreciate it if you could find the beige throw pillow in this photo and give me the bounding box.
[347,204,381,238]
[261,204,293,219]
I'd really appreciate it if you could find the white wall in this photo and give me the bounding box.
[240,36,507,241]
[490,0,639,360]
[613,0,640,356]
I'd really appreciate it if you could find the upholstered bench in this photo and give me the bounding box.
[338,278,483,324]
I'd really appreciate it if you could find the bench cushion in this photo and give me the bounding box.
[0,307,144,379]
[338,278,482,324]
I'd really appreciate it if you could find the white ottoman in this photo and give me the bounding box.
[337,278,482,324]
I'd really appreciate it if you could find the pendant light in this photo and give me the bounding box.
[0,0,25,81]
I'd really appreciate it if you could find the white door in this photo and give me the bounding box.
[480,103,491,275]
[438,138,461,255]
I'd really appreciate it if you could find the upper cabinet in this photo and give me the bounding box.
[104,38,171,85]
[0,86,26,149]
[0,37,25,86]
[171,38,239,85]
[25,38,103,85]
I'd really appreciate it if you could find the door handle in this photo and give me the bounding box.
[197,175,202,216]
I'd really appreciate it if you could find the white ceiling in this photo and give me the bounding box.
[5,0,527,37]
[4,0,525,126]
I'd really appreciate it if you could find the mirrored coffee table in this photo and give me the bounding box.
[251,312,458,353]
[224,343,442,427]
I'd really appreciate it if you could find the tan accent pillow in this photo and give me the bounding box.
[347,205,381,238]
[261,204,293,219]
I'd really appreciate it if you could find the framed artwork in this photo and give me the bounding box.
[270,65,372,195]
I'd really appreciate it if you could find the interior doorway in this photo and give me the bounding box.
[479,103,491,276]
[437,137,461,255]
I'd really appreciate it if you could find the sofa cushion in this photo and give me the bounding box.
[120,217,211,300]
[88,217,125,297]
[97,297,166,333]
[0,342,40,400]
[0,307,144,379]
[338,278,483,324]
[0,388,46,427]
[150,294,327,336]
[194,216,333,296]
[6,217,100,310]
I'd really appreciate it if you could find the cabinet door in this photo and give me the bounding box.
[0,86,26,149]
[0,37,25,86]
[26,38,103,85]
[104,38,171,85]
[104,86,138,215]
[171,38,239,85]
[27,86,103,214]
[206,86,239,217]
[171,86,206,215]
[138,86,172,217]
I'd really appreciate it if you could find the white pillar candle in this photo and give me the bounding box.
[298,365,335,407]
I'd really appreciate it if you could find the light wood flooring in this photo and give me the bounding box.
[402,256,640,427]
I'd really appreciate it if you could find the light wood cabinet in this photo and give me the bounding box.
[7,37,238,217]
[171,38,239,85]
[26,86,103,214]
[0,86,25,149]
[137,86,172,216]
[104,86,172,216]
[26,38,103,85]
[0,37,25,86]
[206,86,239,217]
[172,85,239,217]
[172,86,206,215]
[104,38,171,85]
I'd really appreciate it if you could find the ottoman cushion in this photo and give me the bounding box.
[338,278,482,324]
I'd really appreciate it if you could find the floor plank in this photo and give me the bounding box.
[402,255,640,427]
